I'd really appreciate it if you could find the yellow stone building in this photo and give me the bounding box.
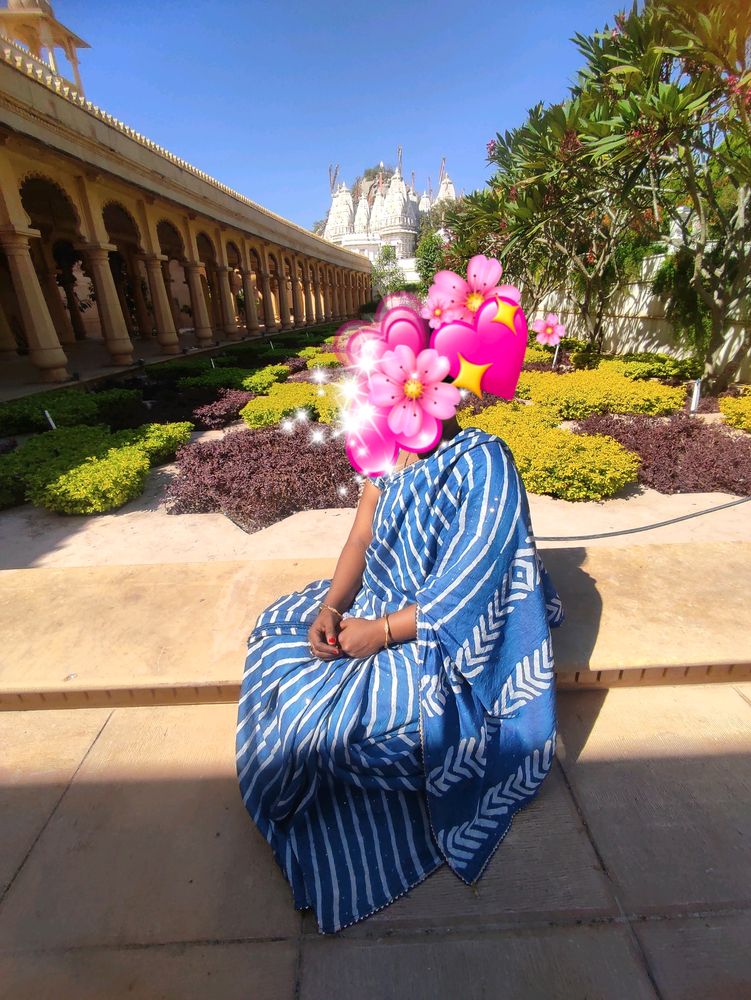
[0,1,371,394]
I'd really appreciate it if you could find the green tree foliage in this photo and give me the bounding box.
[415,231,446,295]
[371,246,406,297]
[442,0,751,389]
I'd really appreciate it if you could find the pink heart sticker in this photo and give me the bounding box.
[430,295,528,399]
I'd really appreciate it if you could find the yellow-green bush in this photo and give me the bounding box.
[241,364,291,394]
[296,345,324,360]
[29,445,151,514]
[719,395,751,432]
[113,421,193,464]
[306,352,342,370]
[0,421,193,513]
[515,368,685,419]
[523,345,554,365]
[458,401,640,501]
[240,382,321,427]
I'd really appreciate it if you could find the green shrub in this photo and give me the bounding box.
[29,445,151,514]
[458,401,640,501]
[516,369,685,419]
[176,367,255,391]
[720,395,751,432]
[524,346,554,366]
[570,345,601,370]
[296,345,324,360]
[91,388,145,428]
[306,352,342,370]
[241,364,291,394]
[239,382,338,428]
[113,421,193,464]
[0,389,100,435]
[0,421,193,513]
[598,354,701,381]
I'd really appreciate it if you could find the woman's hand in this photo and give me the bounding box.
[337,617,386,658]
[307,609,342,660]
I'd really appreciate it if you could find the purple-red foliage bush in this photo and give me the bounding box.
[192,388,256,429]
[282,356,308,374]
[573,412,751,495]
[165,425,357,531]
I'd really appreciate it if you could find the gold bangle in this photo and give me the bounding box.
[384,613,394,647]
[319,602,343,618]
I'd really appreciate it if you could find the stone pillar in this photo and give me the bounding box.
[161,259,184,334]
[216,265,240,338]
[258,269,278,330]
[303,262,315,327]
[81,243,134,364]
[129,254,154,339]
[112,260,136,340]
[0,297,19,356]
[311,267,323,324]
[277,258,292,330]
[290,257,305,327]
[59,263,88,342]
[40,261,76,345]
[345,274,355,317]
[0,231,69,381]
[142,255,180,354]
[334,275,344,321]
[184,262,215,346]
[323,275,333,322]
[241,269,261,333]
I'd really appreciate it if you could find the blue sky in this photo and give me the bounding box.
[56,0,621,229]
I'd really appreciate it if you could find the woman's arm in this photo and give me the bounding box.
[308,480,381,659]
[323,479,380,612]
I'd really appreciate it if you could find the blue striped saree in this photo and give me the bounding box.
[236,425,565,934]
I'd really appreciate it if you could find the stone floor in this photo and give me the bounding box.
[1,684,749,999]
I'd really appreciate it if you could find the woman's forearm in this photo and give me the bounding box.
[386,603,417,643]
[323,538,368,613]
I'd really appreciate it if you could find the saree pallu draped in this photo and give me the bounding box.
[236,426,565,934]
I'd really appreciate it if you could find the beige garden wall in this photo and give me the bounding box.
[540,253,751,384]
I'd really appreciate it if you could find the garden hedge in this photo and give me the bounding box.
[515,368,685,419]
[239,382,339,428]
[0,421,193,513]
[306,352,342,370]
[241,364,291,394]
[457,401,640,501]
[0,387,143,436]
[719,395,751,433]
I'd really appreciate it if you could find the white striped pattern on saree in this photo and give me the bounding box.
[235,426,565,933]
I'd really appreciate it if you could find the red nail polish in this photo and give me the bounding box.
[328,637,337,644]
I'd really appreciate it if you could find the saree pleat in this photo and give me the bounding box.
[236,426,565,933]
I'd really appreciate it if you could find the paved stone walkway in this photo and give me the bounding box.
[1,684,749,999]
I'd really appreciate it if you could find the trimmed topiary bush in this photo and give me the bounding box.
[458,401,640,501]
[573,411,751,495]
[90,388,147,429]
[0,389,100,435]
[0,421,193,513]
[719,395,751,433]
[239,382,338,428]
[515,368,685,419]
[241,364,291,394]
[176,367,257,392]
[29,445,151,514]
[165,425,356,531]
[306,352,342,371]
[113,421,193,465]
